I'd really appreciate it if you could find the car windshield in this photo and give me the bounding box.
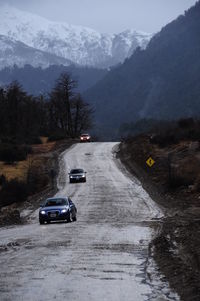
[70,169,84,174]
[81,134,89,137]
[45,198,67,206]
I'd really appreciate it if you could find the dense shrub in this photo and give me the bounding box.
[48,131,67,142]
[1,136,41,145]
[178,118,195,129]
[194,175,200,192]
[0,144,31,163]
[24,136,42,145]
[23,145,33,155]
[150,132,178,147]
[27,165,49,194]
[168,172,190,188]
[150,119,200,148]
[168,157,199,189]
[0,167,49,207]
[0,174,6,186]
[0,179,28,207]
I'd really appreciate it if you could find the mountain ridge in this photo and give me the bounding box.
[0,4,152,68]
[0,34,72,70]
[0,64,108,96]
[84,1,200,138]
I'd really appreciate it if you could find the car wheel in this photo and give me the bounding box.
[66,214,71,223]
[39,220,44,225]
[72,215,77,222]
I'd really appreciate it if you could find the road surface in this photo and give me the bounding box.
[0,143,179,301]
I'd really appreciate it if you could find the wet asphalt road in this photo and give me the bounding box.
[0,143,179,301]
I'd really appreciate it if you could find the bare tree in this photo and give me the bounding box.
[49,73,93,137]
[49,73,77,136]
[71,94,93,136]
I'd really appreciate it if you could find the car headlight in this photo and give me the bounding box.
[70,176,73,178]
[82,175,85,177]
[61,209,67,213]
[40,210,46,215]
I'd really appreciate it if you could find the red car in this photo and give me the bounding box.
[80,133,91,142]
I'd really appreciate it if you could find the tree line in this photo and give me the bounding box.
[0,73,93,144]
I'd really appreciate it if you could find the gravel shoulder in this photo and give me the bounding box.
[118,139,200,301]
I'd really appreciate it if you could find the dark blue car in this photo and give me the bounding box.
[39,197,77,225]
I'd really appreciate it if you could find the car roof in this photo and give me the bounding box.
[46,197,68,201]
[70,168,84,172]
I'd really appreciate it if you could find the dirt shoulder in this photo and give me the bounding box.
[118,136,200,301]
[0,139,76,226]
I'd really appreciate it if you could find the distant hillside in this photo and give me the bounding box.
[0,65,108,95]
[0,34,72,70]
[84,1,200,138]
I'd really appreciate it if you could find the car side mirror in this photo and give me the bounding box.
[40,203,44,207]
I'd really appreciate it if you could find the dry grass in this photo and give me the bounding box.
[0,139,55,182]
[0,160,28,181]
[31,141,55,154]
[40,136,49,144]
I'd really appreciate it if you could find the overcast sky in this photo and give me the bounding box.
[1,0,198,33]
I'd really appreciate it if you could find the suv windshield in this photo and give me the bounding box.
[45,198,67,206]
[70,169,84,174]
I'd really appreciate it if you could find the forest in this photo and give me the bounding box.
[0,73,93,207]
[0,72,93,147]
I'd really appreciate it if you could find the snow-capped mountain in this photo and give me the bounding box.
[0,35,72,70]
[0,5,153,68]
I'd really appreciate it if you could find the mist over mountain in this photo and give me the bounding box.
[0,5,152,69]
[0,64,108,95]
[84,1,200,138]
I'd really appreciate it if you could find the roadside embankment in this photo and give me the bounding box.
[118,135,200,301]
[0,138,76,226]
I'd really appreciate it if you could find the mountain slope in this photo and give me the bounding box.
[0,35,72,69]
[84,1,200,136]
[0,64,108,95]
[0,5,152,68]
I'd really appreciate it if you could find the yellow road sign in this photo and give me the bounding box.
[146,157,155,167]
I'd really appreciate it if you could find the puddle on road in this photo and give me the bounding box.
[85,152,92,156]
[0,238,32,252]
